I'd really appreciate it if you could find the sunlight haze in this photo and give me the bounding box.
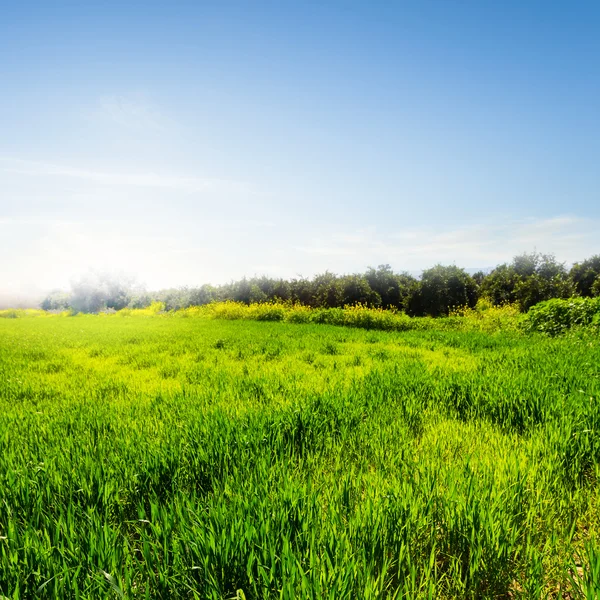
[2,1,599,299]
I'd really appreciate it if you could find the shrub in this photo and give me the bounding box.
[449,299,523,333]
[285,304,313,324]
[0,309,51,319]
[206,301,248,320]
[593,275,600,298]
[251,304,285,322]
[342,304,410,331]
[117,301,166,317]
[525,297,600,336]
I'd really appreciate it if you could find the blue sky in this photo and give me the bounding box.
[1,1,599,297]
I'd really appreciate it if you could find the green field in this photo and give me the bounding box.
[1,314,599,598]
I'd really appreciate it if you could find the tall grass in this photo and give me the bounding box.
[0,314,599,597]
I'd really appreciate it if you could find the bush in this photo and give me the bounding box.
[285,305,313,324]
[0,309,52,319]
[593,276,600,298]
[117,301,166,317]
[525,297,600,336]
[251,304,285,322]
[342,304,410,331]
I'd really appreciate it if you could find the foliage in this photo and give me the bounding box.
[365,265,416,310]
[34,252,600,317]
[449,299,524,333]
[481,252,574,311]
[40,290,71,311]
[40,273,143,314]
[525,297,600,336]
[1,316,600,597]
[408,265,478,317]
[478,264,520,306]
[72,273,139,313]
[153,301,524,334]
[570,255,600,298]
[341,274,382,307]
[0,308,59,319]
[116,301,166,317]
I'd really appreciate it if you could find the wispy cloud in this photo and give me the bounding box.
[0,217,279,292]
[1,213,597,295]
[297,216,600,270]
[0,216,274,231]
[96,94,175,132]
[0,157,251,194]
[0,217,86,227]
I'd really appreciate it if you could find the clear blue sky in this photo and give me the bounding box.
[1,1,599,297]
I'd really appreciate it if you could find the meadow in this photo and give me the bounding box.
[0,309,599,598]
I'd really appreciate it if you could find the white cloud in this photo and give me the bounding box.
[0,217,277,293]
[0,214,598,297]
[0,157,251,195]
[297,216,600,271]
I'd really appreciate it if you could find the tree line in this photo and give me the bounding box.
[41,252,600,317]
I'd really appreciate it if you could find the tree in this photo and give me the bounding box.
[481,252,573,311]
[408,265,478,317]
[479,264,521,305]
[269,279,292,302]
[188,284,218,306]
[514,274,574,312]
[290,278,315,306]
[570,255,600,297]
[472,271,486,286]
[70,277,107,313]
[231,278,252,304]
[365,265,416,310]
[254,277,291,302]
[40,290,71,311]
[249,284,268,304]
[64,273,142,313]
[312,272,344,308]
[340,275,381,307]
[592,275,600,297]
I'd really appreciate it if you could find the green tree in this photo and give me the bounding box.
[479,264,521,305]
[249,284,268,304]
[340,275,381,307]
[68,273,138,313]
[472,271,487,286]
[231,278,252,304]
[40,290,71,311]
[365,265,416,310]
[408,265,478,317]
[312,272,344,308]
[514,274,574,312]
[481,252,573,311]
[189,284,218,306]
[570,255,600,297]
[290,278,315,306]
[254,277,292,302]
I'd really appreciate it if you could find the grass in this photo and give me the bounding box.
[0,311,599,598]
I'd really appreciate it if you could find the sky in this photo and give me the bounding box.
[1,0,599,300]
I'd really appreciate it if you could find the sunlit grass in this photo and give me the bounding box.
[0,314,599,598]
